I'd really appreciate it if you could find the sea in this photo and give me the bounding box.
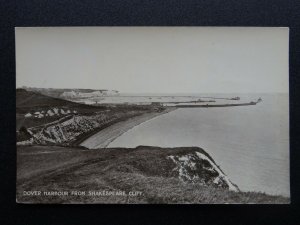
[107,93,290,197]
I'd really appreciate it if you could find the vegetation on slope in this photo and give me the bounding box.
[17,145,289,204]
[16,89,160,144]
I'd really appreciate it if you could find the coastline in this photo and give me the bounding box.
[79,107,176,149]
[17,145,289,204]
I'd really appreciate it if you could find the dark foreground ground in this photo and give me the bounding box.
[17,145,289,204]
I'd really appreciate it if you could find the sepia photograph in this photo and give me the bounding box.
[16,27,290,204]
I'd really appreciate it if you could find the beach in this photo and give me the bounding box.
[79,108,175,149]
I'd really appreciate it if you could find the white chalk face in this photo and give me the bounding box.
[15,27,289,94]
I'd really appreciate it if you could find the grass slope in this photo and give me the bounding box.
[17,145,289,204]
[16,88,103,129]
[16,88,103,112]
[16,88,155,131]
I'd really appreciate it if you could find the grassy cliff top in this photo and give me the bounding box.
[17,145,289,204]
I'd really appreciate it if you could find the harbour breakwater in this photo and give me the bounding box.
[174,100,261,108]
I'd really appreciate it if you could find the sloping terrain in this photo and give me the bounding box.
[17,111,145,145]
[17,145,289,204]
[16,89,160,145]
[16,88,106,141]
[21,87,119,99]
[16,88,103,114]
[16,88,102,129]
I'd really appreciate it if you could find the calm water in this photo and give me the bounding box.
[108,93,290,197]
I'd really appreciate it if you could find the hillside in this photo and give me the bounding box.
[16,88,100,112]
[21,87,119,99]
[17,145,289,204]
[16,88,104,129]
[16,89,162,145]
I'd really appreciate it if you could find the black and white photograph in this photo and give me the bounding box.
[16,27,290,204]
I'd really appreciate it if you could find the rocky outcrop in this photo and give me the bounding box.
[17,111,142,146]
[18,145,291,203]
[100,145,239,192]
[167,151,239,191]
[22,108,76,119]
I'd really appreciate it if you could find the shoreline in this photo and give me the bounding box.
[17,145,289,203]
[78,101,258,149]
[79,107,176,149]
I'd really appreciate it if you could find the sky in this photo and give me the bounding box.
[16,27,289,93]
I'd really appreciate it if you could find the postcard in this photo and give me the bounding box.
[16,27,289,203]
